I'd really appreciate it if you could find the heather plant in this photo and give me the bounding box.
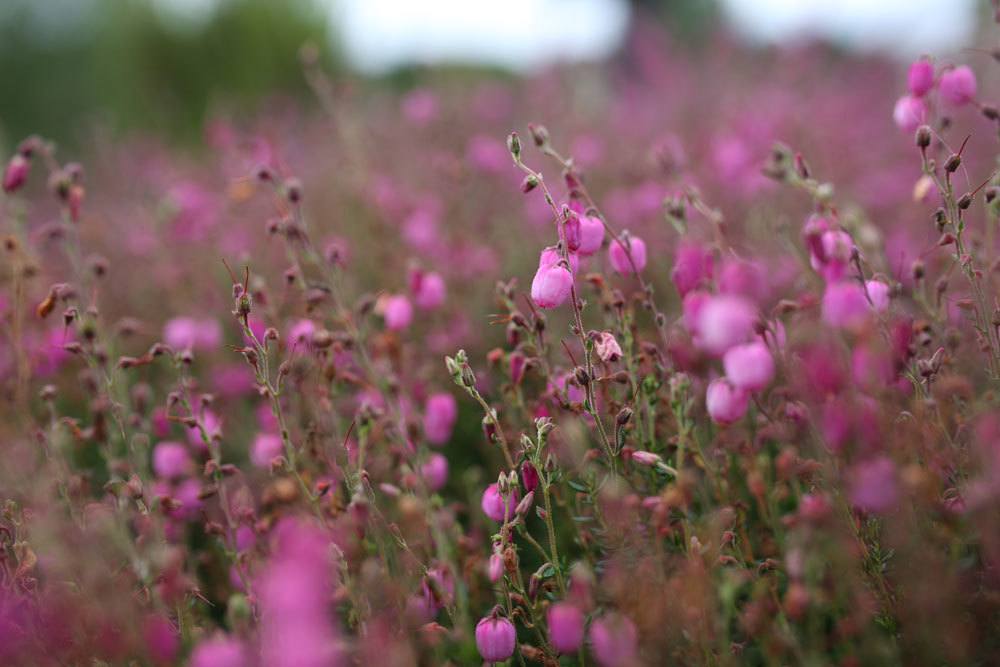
[3,13,1000,667]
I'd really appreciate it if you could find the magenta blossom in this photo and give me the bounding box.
[423,393,458,445]
[152,441,193,480]
[608,234,647,274]
[475,615,516,663]
[723,341,775,392]
[589,613,638,667]
[939,65,977,106]
[706,377,750,425]
[548,603,585,654]
[907,57,935,97]
[481,483,519,522]
[251,432,283,468]
[382,295,413,330]
[695,294,756,356]
[531,263,573,309]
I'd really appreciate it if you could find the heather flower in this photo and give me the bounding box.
[250,432,283,468]
[412,271,447,309]
[481,483,519,522]
[706,377,750,425]
[382,295,413,330]
[539,245,579,274]
[717,257,765,302]
[865,279,890,312]
[531,263,573,309]
[723,341,775,392]
[595,331,623,363]
[475,614,516,663]
[420,453,449,492]
[695,294,756,356]
[608,233,647,274]
[631,450,662,466]
[520,461,539,493]
[288,319,317,347]
[423,393,458,445]
[163,317,222,352]
[143,615,179,665]
[189,635,248,667]
[2,153,29,193]
[258,520,342,667]
[671,242,714,296]
[547,603,585,654]
[848,456,899,513]
[488,552,504,582]
[892,95,927,133]
[822,282,871,331]
[152,441,193,480]
[939,65,977,106]
[907,57,935,97]
[589,613,638,667]
[577,213,605,255]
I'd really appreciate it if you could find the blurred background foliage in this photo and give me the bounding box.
[0,0,339,147]
[0,0,721,149]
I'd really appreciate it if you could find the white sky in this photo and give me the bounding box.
[144,0,981,72]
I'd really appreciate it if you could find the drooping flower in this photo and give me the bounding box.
[907,57,935,97]
[608,234,647,274]
[481,483,519,522]
[939,65,977,106]
[893,95,928,133]
[383,295,413,330]
[706,377,750,425]
[723,341,775,392]
[589,613,638,667]
[531,263,573,309]
[547,603,585,654]
[475,615,516,663]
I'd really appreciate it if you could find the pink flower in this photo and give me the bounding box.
[251,433,283,468]
[706,378,749,425]
[475,615,516,663]
[481,483,519,522]
[420,453,449,492]
[189,635,248,667]
[412,271,446,309]
[539,245,580,275]
[164,317,222,352]
[488,552,504,582]
[577,214,605,255]
[717,257,765,303]
[608,234,647,274]
[849,457,899,513]
[908,57,935,97]
[589,613,638,667]
[822,282,871,331]
[383,295,413,330]
[695,295,756,356]
[671,242,714,296]
[939,65,977,106]
[423,393,458,445]
[631,450,662,466]
[595,331,623,363]
[865,280,890,313]
[2,154,29,193]
[288,319,316,347]
[893,95,927,133]
[531,263,573,309]
[723,341,775,392]
[152,442,193,480]
[548,603,585,654]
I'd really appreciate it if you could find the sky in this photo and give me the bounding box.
[147,0,981,73]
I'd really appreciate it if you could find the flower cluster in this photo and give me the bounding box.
[2,14,1000,667]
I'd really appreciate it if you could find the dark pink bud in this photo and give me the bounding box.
[3,153,30,193]
[520,461,539,493]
